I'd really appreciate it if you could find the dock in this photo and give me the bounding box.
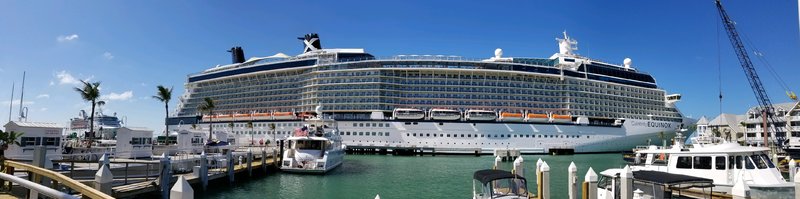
[0,146,280,199]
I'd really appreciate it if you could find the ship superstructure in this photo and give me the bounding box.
[168,33,688,153]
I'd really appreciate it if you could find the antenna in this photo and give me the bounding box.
[7,82,13,122]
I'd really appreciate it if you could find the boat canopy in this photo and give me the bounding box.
[473,169,525,185]
[631,170,714,189]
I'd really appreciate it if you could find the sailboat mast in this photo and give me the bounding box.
[18,71,25,121]
[7,83,13,122]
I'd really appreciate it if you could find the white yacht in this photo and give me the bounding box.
[280,108,345,174]
[628,131,794,197]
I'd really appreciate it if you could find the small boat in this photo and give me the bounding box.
[498,112,523,122]
[393,108,425,120]
[465,110,497,121]
[472,169,530,199]
[430,108,461,120]
[232,113,251,120]
[549,114,572,123]
[298,112,315,119]
[525,113,548,123]
[281,106,345,174]
[272,112,296,120]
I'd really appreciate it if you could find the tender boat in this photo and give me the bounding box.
[596,167,715,199]
[393,108,425,120]
[498,112,523,122]
[272,112,296,120]
[251,112,272,120]
[429,108,461,120]
[525,113,548,123]
[628,131,795,198]
[472,169,530,199]
[465,110,497,121]
[280,107,345,174]
[549,114,572,123]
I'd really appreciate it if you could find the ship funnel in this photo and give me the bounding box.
[228,46,245,64]
[298,33,322,53]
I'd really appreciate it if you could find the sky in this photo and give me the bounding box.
[0,0,798,134]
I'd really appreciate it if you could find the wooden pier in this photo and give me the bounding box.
[0,146,280,199]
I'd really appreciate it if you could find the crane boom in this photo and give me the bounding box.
[715,0,778,145]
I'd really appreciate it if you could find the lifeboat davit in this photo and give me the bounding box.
[465,110,497,121]
[393,108,425,120]
[526,113,549,123]
[550,114,572,123]
[252,112,272,120]
[498,112,524,122]
[429,108,461,120]
[272,112,296,120]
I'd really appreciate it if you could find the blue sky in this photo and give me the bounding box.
[0,0,798,133]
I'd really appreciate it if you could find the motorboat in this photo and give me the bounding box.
[498,112,523,122]
[525,113,548,123]
[472,169,529,199]
[280,106,345,174]
[393,108,425,120]
[628,131,795,198]
[430,108,461,120]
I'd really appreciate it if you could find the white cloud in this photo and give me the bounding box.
[55,70,80,85]
[39,107,47,112]
[101,91,134,101]
[1,100,34,106]
[49,81,55,86]
[36,94,50,99]
[57,34,79,42]
[103,52,114,60]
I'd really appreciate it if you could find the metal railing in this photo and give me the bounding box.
[0,172,78,199]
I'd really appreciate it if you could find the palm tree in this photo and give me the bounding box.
[197,97,215,142]
[74,80,103,148]
[152,85,173,137]
[246,121,254,146]
[268,123,276,146]
[0,130,23,172]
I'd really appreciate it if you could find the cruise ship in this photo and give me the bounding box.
[166,32,689,154]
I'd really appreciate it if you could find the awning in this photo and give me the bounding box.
[632,170,714,189]
[473,169,525,185]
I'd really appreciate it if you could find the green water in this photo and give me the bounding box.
[201,154,626,199]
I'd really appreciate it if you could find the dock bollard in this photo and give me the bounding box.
[227,152,235,183]
[170,176,193,199]
[536,158,543,199]
[540,161,550,199]
[94,164,113,195]
[620,165,633,199]
[98,153,110,169]
[159,156,172,199]
[568,162,577,199]
[200,152,208,191]
[512,156,524,178]
[790,159,796,182]
[261,148,268,173]
[583,167,597,199]
[247,149,253,177]
[794,174,800,199]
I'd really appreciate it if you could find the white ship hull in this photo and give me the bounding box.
[178,118,678,154]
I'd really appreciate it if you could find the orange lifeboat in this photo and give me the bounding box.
[252,112,272,120]
[550,114,572,123]
[525,113,549,123]
[272,112,295,120]
[498,112,524,122]
[298,112,315,118]
[216,114,232,121]
[233,113,251,120]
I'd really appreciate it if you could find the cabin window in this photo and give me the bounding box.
[20,137,36,147]
[480,134,484,138]
[744,156,755,169]
[371,132,376,136]
[345,132,350,136]
[385,132,390,136]
[735,156,744,169]
[759,154,776,168]
[359,132,364,136]
[728,156,736,169]
[694,156,712,169]
[507,134,511,138]
[715,156,726,170]
[467,134,471,138]
[447,134,451,137]
[751,155,768,169]
[461,134,464,138]
[426,133,430,137]
[359,123,364,127]
[405,122,411,125]
[413,133,417,137]
[676,156,692,169]
[500,135,504,138]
